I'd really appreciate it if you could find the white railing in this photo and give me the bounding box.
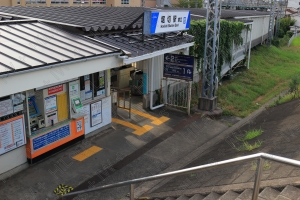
[62,153,300,200]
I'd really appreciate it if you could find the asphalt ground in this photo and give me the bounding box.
[0,104,229,200]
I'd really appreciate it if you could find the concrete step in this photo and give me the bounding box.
[277,185,300,200]
[203,192,221,200]
[219,190,240,200]
[235,189,253,200]
[274,195,291,200]
[189,194,205,200]
[258,187,280,200]
[177,195,189,200]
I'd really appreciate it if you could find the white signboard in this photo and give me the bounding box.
[69,83,79,97]
[45,95,57,114]
[0,115,26,155]
[91,101,102,127]
[143,10,190,35]
[79,97,111,135]
[0,99,13,117]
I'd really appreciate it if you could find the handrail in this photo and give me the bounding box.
[62,153,300,200]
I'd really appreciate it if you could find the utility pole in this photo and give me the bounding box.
[198,0,221,111]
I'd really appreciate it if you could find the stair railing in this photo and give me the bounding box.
[62,153,300,200]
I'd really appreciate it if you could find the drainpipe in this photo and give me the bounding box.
[150,58,164,110]
[247,24,253,69]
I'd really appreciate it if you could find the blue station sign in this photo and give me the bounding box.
[163,53,194,81]
[143,10,190,35]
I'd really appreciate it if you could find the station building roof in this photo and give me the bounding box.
[0,6,268,32]
[0,20,121,75]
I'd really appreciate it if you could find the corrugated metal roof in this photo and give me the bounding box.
[0,21,120,75]
[0,7,269,32]
[95,32,194,57]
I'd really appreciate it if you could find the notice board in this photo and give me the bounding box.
[0,115,26,155]
[57,93,68,122]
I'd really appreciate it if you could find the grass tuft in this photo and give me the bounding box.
[236,129,263,141]
[234,140,263,151]
[251,160,271,171]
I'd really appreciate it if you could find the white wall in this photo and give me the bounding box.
[288,0,300,9]
[292,15,300,26]
[0,55,123,97]
[0,146,27,176]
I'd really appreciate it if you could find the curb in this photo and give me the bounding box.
[133,90,287,198]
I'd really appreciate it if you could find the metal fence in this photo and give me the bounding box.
[288,32,299,47]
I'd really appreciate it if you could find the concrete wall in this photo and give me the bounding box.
[292,15,300,26]
[0,146,28,179]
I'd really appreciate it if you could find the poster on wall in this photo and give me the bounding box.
[45,95,57,114]
[0,99,13,117]
[0,115,26,155]
[69,83,79,97]
[90,101,102,127]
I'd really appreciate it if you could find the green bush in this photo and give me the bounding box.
[287,31,294,38]
[289,74,300,97]
[279,17,297,38]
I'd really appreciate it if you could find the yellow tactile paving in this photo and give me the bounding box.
[72,146,102,162]
[112,118,153,136]
[122,108,170,125]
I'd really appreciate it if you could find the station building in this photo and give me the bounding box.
[0,6,271,180]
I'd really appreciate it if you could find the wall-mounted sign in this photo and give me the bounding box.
[32,124,70,151]
[91,101,102,127]
[48,85,63,95]
[163,53,194,81]
[143,10,190,35]
[45,95,57,114]
[69,83,79,97]
[0,115,26,155]
[0,99,13,117]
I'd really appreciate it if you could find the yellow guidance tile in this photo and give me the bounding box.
[112,118,153,136]
[122,108,170,125]
[72,146,102,162]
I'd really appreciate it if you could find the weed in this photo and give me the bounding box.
[251,160,271,171]
[234,140,263,151]
[236,129,263,141]
[289,74,300,98]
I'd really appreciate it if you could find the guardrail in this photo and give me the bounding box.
[288,32,299,47]
[62,153,300,200]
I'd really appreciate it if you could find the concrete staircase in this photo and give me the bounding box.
[143,185,300,200]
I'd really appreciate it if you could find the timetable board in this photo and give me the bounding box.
[0,115,26,155]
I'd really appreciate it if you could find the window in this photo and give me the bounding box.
[26,0,46,3]
[73,0,89,4]
[51,0,69,3]
[121,0,129,4]
[79,71,106,102]
[92,0,106,4]
[17,0,20,4]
